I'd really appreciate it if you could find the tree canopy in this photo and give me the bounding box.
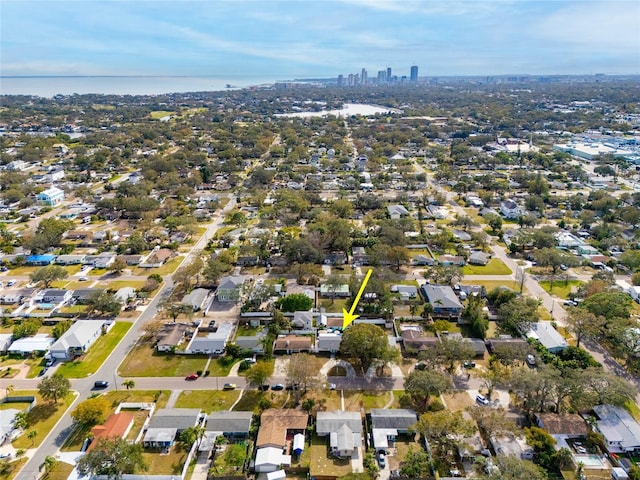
[339,323,398,374]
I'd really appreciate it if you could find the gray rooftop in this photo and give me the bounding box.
[317,411,362,435]
[149,408,201,430]
[370,409,417,430]
[421,284,463,310]
[205,411,252,433]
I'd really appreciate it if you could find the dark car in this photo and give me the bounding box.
[271,383,285,391]
[94,381,109,389]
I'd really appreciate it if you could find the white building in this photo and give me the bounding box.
[36,186,65,206]
[526,322,568,353]
[500,199,522,219]
[49,320,105,360]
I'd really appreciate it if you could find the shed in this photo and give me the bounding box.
[293,433,305,455]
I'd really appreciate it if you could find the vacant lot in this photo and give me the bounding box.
[57,322,131,378]
[118,344,210,377]
[175,390,240,412]
[539,279,583,299]
[463,258,512,275]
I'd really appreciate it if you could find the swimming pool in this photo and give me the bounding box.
[574,454,606,468]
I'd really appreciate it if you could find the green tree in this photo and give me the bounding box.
[108,258,128,275]
[580,291,632,321]
[72,397,110,425]
[324,275,346,305]
[122,380,135,390]
[179,425,206,450]
[497,296,540,335]
[86,291,123,316]
[534,247,579,291]
[479,455,547,480]
[27,430,37,446]
[485,213,503,234]
[76,438,147,479]
[13,411,28,430]
[30,265,68,288]
[413,410,475,453]
[245,362,272,389]
[12,318,42,339]
[423,265,463,286]
[53,319,72,339]
[340,323,398,375]
[286,353,320,404]
[38,373,70,404]
[278,293,313,312]
[403,369,453,412]
[399,445,431,478]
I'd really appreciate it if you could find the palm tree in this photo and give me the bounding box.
[44,456,58,474]
[27,430,37,446]
[122,380,135,390]
[5,384,13,399]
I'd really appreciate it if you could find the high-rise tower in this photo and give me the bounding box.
[410,65,418,83]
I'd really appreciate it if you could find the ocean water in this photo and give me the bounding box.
[0,76,281,97]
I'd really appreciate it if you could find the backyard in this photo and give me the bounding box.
[462,258,512,275]
[174,390,240,412]
[56,322,132,378]
[309,434,353,478]
[142,445,188,475]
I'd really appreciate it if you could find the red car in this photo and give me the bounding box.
[185,374,198,380]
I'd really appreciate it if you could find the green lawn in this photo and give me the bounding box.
[142,446,187,475]
[175,390,240,412]
[150,110,175,120]
[12,390,76,449]
[106,280,145,290]
[539,279,584,299]
[56,322,132,378]
[231,391,267,413]
[118,344,210,377]
[0,457,28,480]
[462,258,512,275]
[41,460,74,480]
[460,279,524,293]
[310,434,352,478]
[318,298,348,313]
[133,257,183,276]
[7,266,37,275]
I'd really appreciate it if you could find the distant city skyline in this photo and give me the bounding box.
[1,0,639,78]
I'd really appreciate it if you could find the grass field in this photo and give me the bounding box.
[40,460,74,480]
[0,457,28,480]
[142,445,187,475]
[12,390,76,449]
[310,434,352,478]
[175,390,240,412]
[106,280,146,290]
[150,110,176,119]
[460,279,524,293]
[539,279,584,299]
[118,344,210,377]
[318,298,348,313]
[463,258,512,275]
[56,322,132,378]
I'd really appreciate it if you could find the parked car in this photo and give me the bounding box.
[377,450,386,468]
[526,354,536,366]
[243,357,257,364]
[6,280,16,287]
[328,383,337,390]
[476,394,490,406]
[79,276,89,281]
[185,374,198,380]
[463,361,476,369]
[271,383,285,391]
[223,383,236,390]
[94,381,109,389]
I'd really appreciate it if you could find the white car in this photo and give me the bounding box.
[476,394,490,406]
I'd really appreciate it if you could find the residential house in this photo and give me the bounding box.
[140,248,173,268]
[485,337,529,354]
[234,332,266,355]
[490,435,534,459]
[452,229,472,242]
[72,288,104,304]
[256,409,308,449]
[186,322,233,355]
[205,411,252,442]
[387,204,409,219]
[0,289,34,305]
[401,329,439,352]
[49,320,105,360]
[317,331,342,353]
[237,255,260,267]
[324,251,347,265]
[91,252,116,268]
[526,322,568,353]
[465,338,487,357]
[55,254,87,265]
[439,254,466,266]
[25,254,57,266]
[291,311,313,330]
[116,254,144,266]
[593,405,640,453]
[7,334,54,356]
[500,199,522,219]
[412,254,436,266]
[391,285,418,301]
[273,335,313,354]
[351,246,370,266]
[181,288,213,312]
[87,413,135,452]
[556,232,584,249]
[114,287,136,304]
[319,283,350,298]
[316,411,363,458]
[535,413,588,446]
[36,186,65,206]
[155,323,188,352]
[370,409,418,452]
[216,276,245,302]
[143,408,202,449]
[421,284,463,319]
[468,251,489,266]
[35,289,72,306]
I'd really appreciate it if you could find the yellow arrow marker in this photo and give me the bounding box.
[342,269,373,329]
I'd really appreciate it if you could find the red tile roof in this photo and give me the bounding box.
[88,413,135,451]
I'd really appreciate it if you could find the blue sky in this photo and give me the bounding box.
[1,0,639,77]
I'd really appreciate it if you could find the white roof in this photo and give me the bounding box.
[255,447,291,467]
[526,322,568,351]
[7,334,54,353]
[266,470,287,480]
[50,320,103,352]
[594,405,640,450]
